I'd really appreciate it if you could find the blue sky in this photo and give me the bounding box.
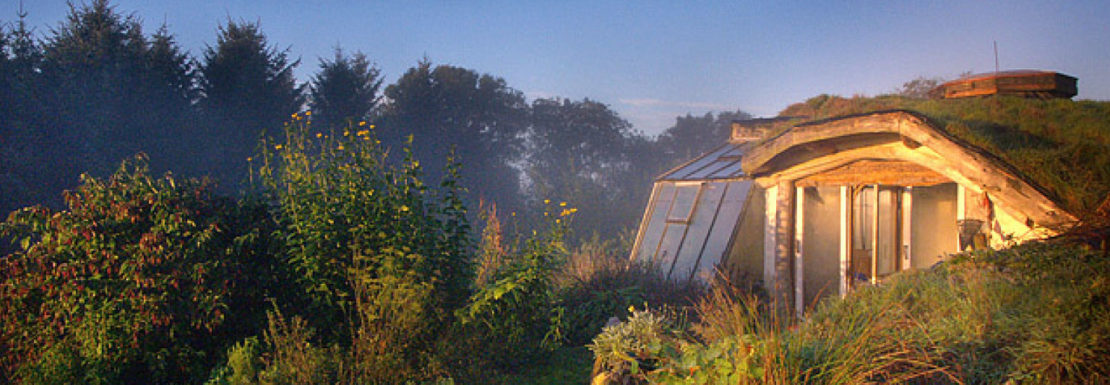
[5,1,1109,136]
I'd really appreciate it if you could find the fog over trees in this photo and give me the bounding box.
[0,0,750,241]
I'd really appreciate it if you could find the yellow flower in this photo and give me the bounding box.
[291,113,298,119]
[559,201,567,207]
[274,144,283,150]
[316,133,322,138]
[543,211,548,217]
[337,144,345,151]
[357,130,369,137]
[400,205,410,212]
[370,124,376,129]
[344,130,349,136]
[555,218,561,224]
[305,111,312,116]
[543,199,550,204]
[246,156,253,162]
[510,211,516,216]
[358,121,367,126]
[628,305,635,313]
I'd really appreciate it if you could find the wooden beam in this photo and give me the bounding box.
[795,186,805,315]
[796,159,949,187]
[742,110,1074,229]
[774,180,795,315]
[839,186,850,296]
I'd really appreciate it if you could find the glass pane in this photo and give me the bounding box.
[698,180,753,280]
[708,160,745,179]
[636,183,675,261]
[656,224,687,273]
[876,187,899,277]
[803,186,842,308]
[911,183,957,269]
[667,184,701,222]
[672,182,728,281]
[851,187,875,283]
[661,145,733,180]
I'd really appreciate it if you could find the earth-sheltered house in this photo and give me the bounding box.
[630,71,1082,314]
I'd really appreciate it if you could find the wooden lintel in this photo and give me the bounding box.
[795,159,949,187]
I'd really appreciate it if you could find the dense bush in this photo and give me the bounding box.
[252,115,473,383]
[556,235,704,346]
[0,155,278,384]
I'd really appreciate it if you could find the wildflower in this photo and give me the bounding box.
[357,129,370,137]
[628,305,635,313]
[274,144,283,150]
[543,211,549,217]
[316,133,322,138]
[555,218,561,224]
[337,144,345,151]
[400,205,410,212]
[559,201,567,207]
[358,121,367,126]
[305,111,312,116]
[543,199,550,204]
[344,130,350,136]
[246,156,252,162]
[511,211,516,216]
[370,124,376,129]
[291,113,298,119]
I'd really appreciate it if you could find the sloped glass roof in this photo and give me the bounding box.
[657,142,749,181]
[633,141,756,282]
[633,179,754,282]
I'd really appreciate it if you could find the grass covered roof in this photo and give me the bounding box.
[772,95,1110,215]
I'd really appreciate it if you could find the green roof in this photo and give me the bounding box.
[774,94,1110,215]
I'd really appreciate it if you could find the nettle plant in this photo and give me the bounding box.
[0,155,276,384]
[253,114,472,382]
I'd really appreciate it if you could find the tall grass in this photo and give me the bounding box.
[591,240,1110,384]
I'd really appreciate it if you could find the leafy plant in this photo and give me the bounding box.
[0,154,278,384]
[254,116,473,383]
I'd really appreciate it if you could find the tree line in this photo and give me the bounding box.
[0,0,750,241]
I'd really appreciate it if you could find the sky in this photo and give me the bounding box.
[5,1,1110,137]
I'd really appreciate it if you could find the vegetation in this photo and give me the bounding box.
[590,240,1110,384]
[0,155,279,384]
[3,2,1109,384]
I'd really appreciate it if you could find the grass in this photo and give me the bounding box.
[590,239,1110,384]
[490,347,593,385]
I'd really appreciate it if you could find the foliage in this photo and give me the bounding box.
[589,309,674,384]
[556,242,704,346]
[255,115,472,383]
[199,19,305,189]
[526,98,656,241]
[591,240,1110,384]
[378,60,530,213]
[454,204,570,373]
[205,307,345,385]
[0,155,278,384]
[654,110,753,161]
[309,47,382,130]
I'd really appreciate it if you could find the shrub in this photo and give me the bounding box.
[254,117,472,383]
[0,155,278,384]
[556,236,704,346]
[454,206,569,375]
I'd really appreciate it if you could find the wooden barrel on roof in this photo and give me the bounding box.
[929,70,1077,99]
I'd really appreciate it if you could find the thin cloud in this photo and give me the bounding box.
[619,98,733,111]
